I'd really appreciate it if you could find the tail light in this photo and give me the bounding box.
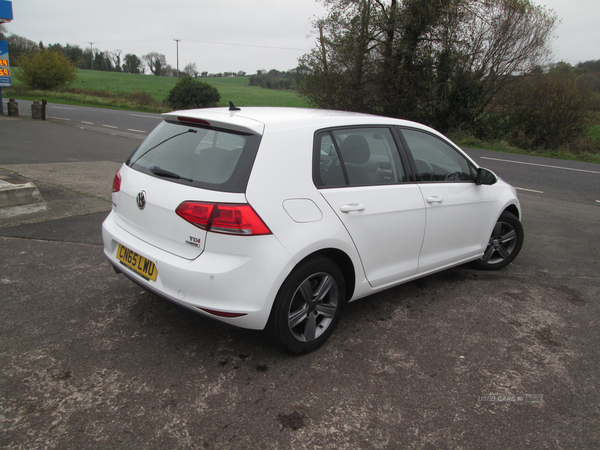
[112,170,122,193]
[176,202,271,236]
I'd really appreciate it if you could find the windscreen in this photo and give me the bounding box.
[127,121,261,193]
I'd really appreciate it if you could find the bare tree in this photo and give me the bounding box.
[110,49,122,72]
[143,52,167,76]
[5,33,39,65]
[183,62,198,77]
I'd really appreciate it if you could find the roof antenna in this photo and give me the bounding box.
[229,101,241,111]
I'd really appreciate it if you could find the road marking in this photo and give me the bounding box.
[481,157,600,175]
[515,187,544,194]
[102,125,118,129]
[127,129,146,133]
[81,121,94,125]
[52,117,71,121]
[130,114,161,119]
[597,200,600,203]
[50,106,75,110]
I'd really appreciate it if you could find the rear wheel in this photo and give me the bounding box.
[266,256,345,354]
[472,211,524,270]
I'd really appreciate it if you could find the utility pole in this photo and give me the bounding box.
[174,39,181,77]
[88,42,95,70]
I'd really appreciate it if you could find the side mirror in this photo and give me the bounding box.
[476,168,498,186]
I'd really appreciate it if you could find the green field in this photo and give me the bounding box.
[5,69,310,110]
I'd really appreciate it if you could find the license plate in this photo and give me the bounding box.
[117,244,158,282]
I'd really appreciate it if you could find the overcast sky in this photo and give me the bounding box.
[3,0,599,74]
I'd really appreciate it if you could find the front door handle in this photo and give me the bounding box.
[426,196,443,204]
[340,204,365,213]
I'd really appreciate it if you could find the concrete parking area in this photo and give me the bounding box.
[1,114,599,449]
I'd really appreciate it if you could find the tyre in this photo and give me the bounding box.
[471,211,524,270]
[266,256,345,354]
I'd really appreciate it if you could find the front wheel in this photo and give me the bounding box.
[471,211,524,270]
[266,256,345,354]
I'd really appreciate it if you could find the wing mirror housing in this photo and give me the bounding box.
[476,168,498,186]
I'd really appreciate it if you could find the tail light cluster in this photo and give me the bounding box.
[176,202,271,236]
[112,170,122,193]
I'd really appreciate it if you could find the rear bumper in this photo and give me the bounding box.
[102,211,295,330]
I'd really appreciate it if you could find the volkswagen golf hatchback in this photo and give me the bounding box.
[102,106,523,354]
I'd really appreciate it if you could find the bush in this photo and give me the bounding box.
[166,76,220,110]
[508,69,587,149]
[16,50,78,90]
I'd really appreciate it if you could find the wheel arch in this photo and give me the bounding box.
[503,203,521,220]
[295,248,356,302]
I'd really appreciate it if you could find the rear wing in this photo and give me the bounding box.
[162,109,265,136]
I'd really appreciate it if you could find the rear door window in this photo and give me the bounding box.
[314,127,406,187]
[128,121,261,193]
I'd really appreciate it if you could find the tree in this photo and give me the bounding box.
[5,34,39,66]
[183,62,198,77]
[0,23,7,39]
[94,50,112,71]
[166,76,220,110]
[298,0,558,133]
[82,48,94,70]
[16,49,78,90]
[111,50,123,72]
[249,68,298,90]
[143,52,167,76]
[122,53,143,74]
[63,44,84,67]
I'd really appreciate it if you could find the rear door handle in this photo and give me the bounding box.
[340,204,365,213]
[426,196,443,204]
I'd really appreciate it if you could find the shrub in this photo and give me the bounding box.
[489,65,592,150]
[16,50,78,90]
[166,76,220,110]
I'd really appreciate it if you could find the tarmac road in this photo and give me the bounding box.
[2,98,160,137]
[1,113,599,449]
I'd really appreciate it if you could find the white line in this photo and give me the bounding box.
[515,187,544,194]
[596,200,600,203]
[480,156,600,174]
[52,117,71,121]
[102,125,118,129]
[127,129,146,133]
[130,114,161,119]
[81,121,94,125]
[50,106,75,110]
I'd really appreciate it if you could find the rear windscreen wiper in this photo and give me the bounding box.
[149,165,193,182]
[130,129,198,165]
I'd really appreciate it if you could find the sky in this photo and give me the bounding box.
[2,0,599,74]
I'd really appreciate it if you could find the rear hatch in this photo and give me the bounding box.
[113,114,263,259]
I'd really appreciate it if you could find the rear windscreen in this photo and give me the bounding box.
[127,121,261,193]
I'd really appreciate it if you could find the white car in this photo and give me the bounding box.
[102,106,523,354]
